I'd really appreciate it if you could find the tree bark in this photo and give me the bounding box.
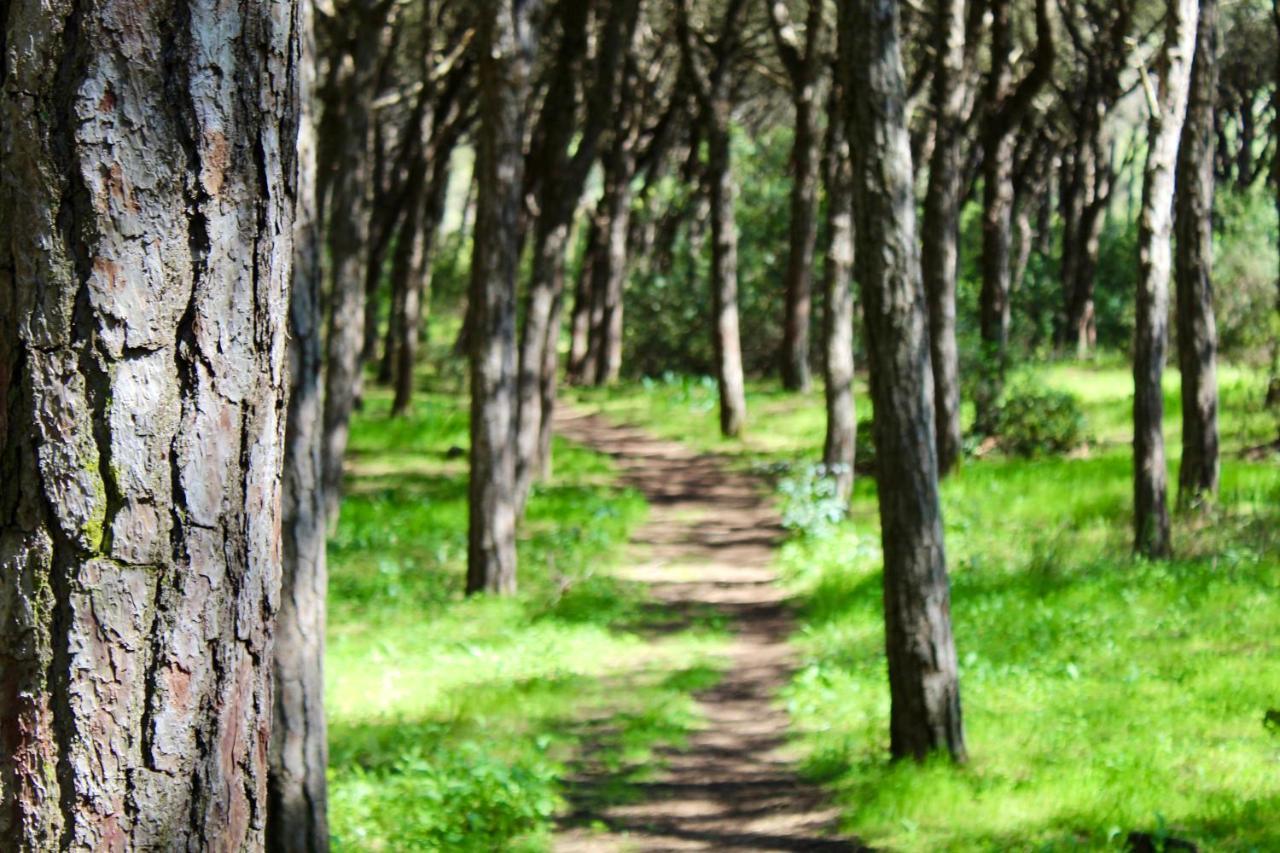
[920,0,971,475]
[1175,0,1219,507]
[468,0,537,595]
[1134,0,1199,558]
[768,0,825,393]
[707,123,749,438]
[841,0,967,763]
[0,2,298,846]
[821,82,856,508]
[592,123,639,387]
[269,2,328,848]
[676,0,750,438]
[321,1,386,525]
[974,0,1053,434]
[567,214,603,384]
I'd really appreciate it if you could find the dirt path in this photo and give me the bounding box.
[554,409,860,852]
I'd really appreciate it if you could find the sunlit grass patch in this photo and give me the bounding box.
[327,387,727,851]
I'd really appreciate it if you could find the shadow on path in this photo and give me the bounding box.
[553,410,864,852]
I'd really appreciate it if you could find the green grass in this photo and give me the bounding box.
[326,386,728,851]
[571,364,1280,851]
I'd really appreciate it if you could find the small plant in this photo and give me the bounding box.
[777,463,848,538]
[992,381,1087,457]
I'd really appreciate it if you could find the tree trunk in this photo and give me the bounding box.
[707,122,749,437]
[468,0,536,595]
[1175,0,1219,507]
[1134,0,1198,558]
[567,215,602,384]
[780,92,820,392]
[592,127,638,386]
[974,0,1053,434]
[270,2,329,848]
[920,0,968,475]
[821,87,856,508]
[0,3,297,847]
[322,2,384,525]
[841,0,967,763]
[392,145,453,417]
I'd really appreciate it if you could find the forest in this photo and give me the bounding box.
[1,0,1278,850]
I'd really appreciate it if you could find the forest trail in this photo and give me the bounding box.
[553,409,860,852]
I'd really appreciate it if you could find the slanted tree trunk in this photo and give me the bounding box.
[1175,0,1219,507]
[0,3,297,846]
[842,0,967,763]
[920,0,973,475]
[322,0,388,525]
[270,4,329,849]
[1134,0,1199,557]
[468,0,537,595]
[768,0,826,393]
[821,82,857,508]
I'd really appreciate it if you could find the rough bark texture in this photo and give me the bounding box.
[320,1,385,526]
[1134,0,1198,557]
[1175,0,1219,507]
[768,0,824,393]
[269,2,328,848]
[591,119,639,387]
[567,215,602,385]
[468,0,537,595]
[0,1,298,847]
[841,0,967,763]
[820,82,856,508]
[920,0,970,475]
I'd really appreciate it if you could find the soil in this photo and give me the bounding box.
[553,409,863,852]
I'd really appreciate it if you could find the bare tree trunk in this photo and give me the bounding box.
[468,0,538,595]
[842,0,967,763]
[707,123,749,437]
[392,145,454,417]
[1175,0,1219,507]
[0,3,297,846]
[322,1,386,525]
[768,0,826,393]
[974,0,1053,434]
[920,0,969,474]
[568,215,603,384]
[821,85,856,508]
[270,3,329,848]
[593,125,638,386]
[1134,0,1199,558]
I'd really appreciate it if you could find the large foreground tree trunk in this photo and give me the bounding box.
[269,2,329,849]
[842,0,967,762]
[468,0,537,595]
[1134,0,1198,557]
[1175,0,1219,507]
[821,81,856,508]
[0,3,298,846]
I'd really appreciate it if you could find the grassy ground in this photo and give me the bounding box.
[569,363,1280,851]
[325,385,728,850]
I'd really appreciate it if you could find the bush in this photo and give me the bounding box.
[777,463,848,538]
[993,382,1087,457]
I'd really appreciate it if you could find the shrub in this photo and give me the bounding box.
[994,382,1087,457]
[778,463,848,538]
